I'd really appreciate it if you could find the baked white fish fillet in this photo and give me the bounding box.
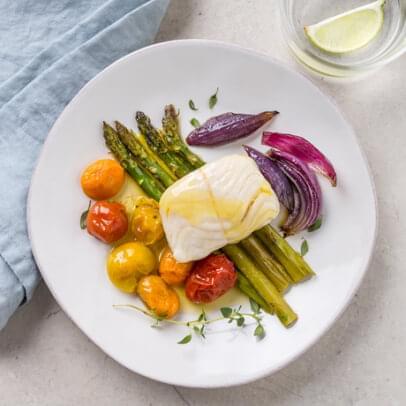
[159,155,280,262]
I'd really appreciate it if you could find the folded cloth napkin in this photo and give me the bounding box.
[0,0,169,329]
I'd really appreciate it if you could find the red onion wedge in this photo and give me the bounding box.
[269,149,322,236]
[262,132,337,187]
[243,145,294,212]
[187,111,278,146]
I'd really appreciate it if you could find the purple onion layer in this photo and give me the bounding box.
[262,132,337,187]
[269,149,322,236]
[243,145,294,212]
[187,111,278,146]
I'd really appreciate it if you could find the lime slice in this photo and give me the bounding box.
[304,0,385,54]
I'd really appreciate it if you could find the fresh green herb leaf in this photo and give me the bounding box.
[254,324,265,339]
[198,309,207,322]
[249,298,260,314]
[178,334,192,344]
[300,239,309,256]
[220,307,233,318]
[190,118,200,128]
[209,87,219,109]
[80,201,91,229]
[188,99,198,111]
[308,217,322,232]
[116,303,267,344]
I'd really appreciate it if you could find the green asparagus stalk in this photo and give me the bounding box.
[135,112,191,178]
[240,236,292,292]
[223,245,297,327]
[162,104,205,169]
[134,132,177,179]
[115,121,176,188]
[237,272,274,314]
[158,128,196,173]
[103,122,164,201]
[255,226,314,283]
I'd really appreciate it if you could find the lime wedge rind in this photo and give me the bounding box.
[304,0,386,54]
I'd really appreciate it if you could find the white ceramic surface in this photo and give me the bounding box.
[28,40,376,388]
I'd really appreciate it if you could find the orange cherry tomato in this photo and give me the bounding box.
[137,275,180,319]
[86,201,128,243]
[81,159,125,200]
[185,254,237,304]
[159,247,193,285]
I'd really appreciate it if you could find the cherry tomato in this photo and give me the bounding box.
[86,201,128,243]
[107,242,156,293]
[159,247,193,285]
[81,159,125,200]
[137,275,180,319]
[131,196,164,245]
[185,254,237,304]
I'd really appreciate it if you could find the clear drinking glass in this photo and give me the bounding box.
[279,0,406,78]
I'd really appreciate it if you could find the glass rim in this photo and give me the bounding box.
[278,0,406,76]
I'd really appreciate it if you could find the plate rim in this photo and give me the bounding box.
[27,39,378,388]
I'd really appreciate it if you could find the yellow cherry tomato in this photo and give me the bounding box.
[137,275,180,318]
[131,196,164,245]
[81,159,125,200]
[107,242,157,293]
[159,247,193,285]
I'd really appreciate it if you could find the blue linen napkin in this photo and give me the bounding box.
[0,0,169,329]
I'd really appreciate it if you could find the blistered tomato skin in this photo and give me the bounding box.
[185,254,237,304]
[159,247,193,285]
[131,196,164,245]
[86,201,128,243]
[81,159,125,200]
[137,275,180,318]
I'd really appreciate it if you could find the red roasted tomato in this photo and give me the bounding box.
[185,253,237,303]
[86,201,128,244]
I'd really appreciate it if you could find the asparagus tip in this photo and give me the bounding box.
[135,111,145,120]
[114,120,125,130]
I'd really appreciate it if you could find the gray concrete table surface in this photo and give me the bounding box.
[1,1,405,405]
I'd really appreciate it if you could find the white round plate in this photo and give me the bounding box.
[28,40,377,388]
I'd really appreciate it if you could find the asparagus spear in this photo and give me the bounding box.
[135,112,190,178]
[115,121,176,188]
[162,104,205,169]
[237,272,274,314]
[134,131,177,180]
[223,244,297,327]
[103,122,164,201]
[240,236,292,292]
[255,225,314,283]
